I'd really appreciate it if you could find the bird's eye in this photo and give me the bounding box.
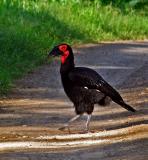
[59,45,67,52]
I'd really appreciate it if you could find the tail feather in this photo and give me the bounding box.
[120,101,136,112]
[110,92,136,112]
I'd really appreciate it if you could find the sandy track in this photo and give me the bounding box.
[0,41,148,159]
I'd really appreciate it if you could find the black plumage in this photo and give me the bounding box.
[49,44,136,132]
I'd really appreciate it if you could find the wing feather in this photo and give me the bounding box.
[69,67,122,101]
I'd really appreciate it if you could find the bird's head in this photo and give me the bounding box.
[48,43,72,64]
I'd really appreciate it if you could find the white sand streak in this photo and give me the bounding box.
[0,124,147,152]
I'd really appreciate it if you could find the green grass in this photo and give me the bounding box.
[0,0,148,95]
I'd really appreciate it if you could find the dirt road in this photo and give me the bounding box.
[0,41,148,159]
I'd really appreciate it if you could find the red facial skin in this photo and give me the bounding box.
[59,45,69,64]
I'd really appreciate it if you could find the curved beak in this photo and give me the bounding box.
[47,46,60,59]
[47,51,54,59]
[47,49,55,60]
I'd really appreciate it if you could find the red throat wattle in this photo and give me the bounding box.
[59,45,69,64]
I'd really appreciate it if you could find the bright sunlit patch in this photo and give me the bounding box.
[77,65,134,70]
[0,124,147,152]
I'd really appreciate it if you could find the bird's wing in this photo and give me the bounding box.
[69,67,136,112]
[68,67,121,100]
[68,67,101,89]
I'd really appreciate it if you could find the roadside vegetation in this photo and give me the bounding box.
[0,0,148,94]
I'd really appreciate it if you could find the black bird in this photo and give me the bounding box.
[49,44,136,132]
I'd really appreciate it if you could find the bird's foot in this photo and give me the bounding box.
[58,126,66,131]
[58,125,71,134]
[84,129,91,134]
[77,129,92,134]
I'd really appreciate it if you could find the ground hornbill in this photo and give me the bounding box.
[48,43,136,132]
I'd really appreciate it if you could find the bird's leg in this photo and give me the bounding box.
[85,114,92,132]
[59,115,81,133]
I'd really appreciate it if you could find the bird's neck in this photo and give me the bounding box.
[60,50,75,74]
